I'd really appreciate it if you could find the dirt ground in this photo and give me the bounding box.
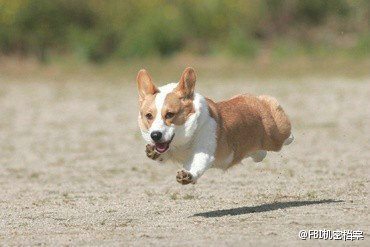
[0,71,369,246]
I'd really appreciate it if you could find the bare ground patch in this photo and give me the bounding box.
[0,76,369,246]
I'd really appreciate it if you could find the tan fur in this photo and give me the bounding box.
[207,94,291,167]
[137,69,158,102]
[162,91,195,126]
[161,68,196,125]
[138,94,157,130]
[137,69,159,130]
[137,68,195,129]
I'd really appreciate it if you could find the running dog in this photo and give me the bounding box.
[137,67,293,185]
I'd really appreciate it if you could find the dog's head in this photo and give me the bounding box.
[137,67,196,153]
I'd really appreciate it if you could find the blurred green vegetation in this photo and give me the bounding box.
[0,0,369,63]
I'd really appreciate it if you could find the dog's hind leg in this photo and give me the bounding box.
[283,133,294,146]
[250,150,267,163]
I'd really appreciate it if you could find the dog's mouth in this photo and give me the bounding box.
[155,134,175,153]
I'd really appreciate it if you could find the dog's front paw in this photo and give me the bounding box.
[176,170,193,185]
[146,144,161,160]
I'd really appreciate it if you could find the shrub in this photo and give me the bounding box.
[0,0,368,62]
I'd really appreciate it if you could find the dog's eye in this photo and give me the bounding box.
[165,112,175,119]
[145,113,153,120]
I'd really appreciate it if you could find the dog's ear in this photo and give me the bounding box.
[137,69,158,101]
[176,67,196,99]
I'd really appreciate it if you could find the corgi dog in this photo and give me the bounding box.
[137,67,293,185]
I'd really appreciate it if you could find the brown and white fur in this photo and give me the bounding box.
[137,67,293,185]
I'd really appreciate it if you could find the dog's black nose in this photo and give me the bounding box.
[150,131,162,142]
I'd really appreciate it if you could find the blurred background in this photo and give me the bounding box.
[0,1,369,245]
[0,0,369,78]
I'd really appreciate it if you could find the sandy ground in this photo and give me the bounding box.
[0,73,369,246]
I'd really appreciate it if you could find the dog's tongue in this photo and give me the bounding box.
[155,142,169,153]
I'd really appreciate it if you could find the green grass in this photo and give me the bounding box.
[1,52,369,83]
[1,0,368,62]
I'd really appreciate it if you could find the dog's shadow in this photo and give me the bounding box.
[193,199,342,218]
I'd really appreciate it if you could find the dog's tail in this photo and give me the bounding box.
[258,95,292,151]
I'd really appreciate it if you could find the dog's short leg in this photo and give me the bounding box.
[145,144,167,162]
[176,170,193,185]
[250,150,267,163]
[177,152,215,185]
[177,121,217,185]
